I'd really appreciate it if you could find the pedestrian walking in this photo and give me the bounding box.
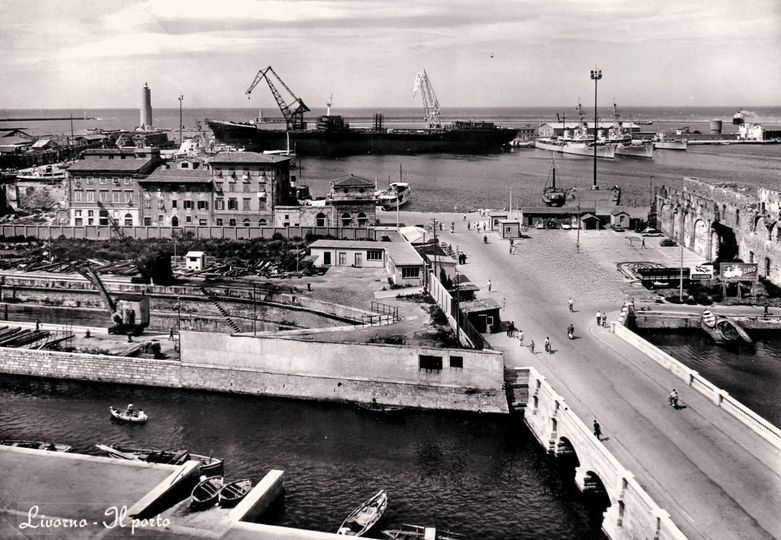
[593,419,602,440]
[518,330,524,346]
[764,304,770,318]
[568,297,574,312]
[507,321,515,337]
[487,279,492,292]
[529,339,535,354]
[596,311,602,326]
[544,336,551,353]
[35,319,40,331]
[168,327,175,341]
[641,238,646,248]
[467,221,471,230]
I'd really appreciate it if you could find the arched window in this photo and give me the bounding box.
[341,212,351,227]
[259,218,267,226]
[357,212,368,227]
[171,216,179,227]
[123,214,133,227]
[243,218,250,227]
[316,212,327,227]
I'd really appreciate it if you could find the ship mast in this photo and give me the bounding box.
[413,69,442,128]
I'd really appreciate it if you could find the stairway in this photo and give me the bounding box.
[200,288,242,333]
[503,368,528,412]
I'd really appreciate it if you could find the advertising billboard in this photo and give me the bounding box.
[690,264,715,281]
[720,262,758,282]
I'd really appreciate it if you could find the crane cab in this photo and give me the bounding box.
[109,295,150,336]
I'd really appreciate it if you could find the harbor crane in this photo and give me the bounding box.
[245,66,310,131]
[413,69,441,128]
[72,265,150,336]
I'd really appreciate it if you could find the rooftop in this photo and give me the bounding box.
[208,151,290,165]
[139,165,211,184]
[67,156,157,173]
[309,239,424,266]
[460,297,502,314]
[331,174,375,188]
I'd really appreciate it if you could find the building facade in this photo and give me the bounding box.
[326,174,377,227]
[207,152,292,227]
[67,148,160,227]
[137,159,212,226]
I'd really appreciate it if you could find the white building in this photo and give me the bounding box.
[308,239,425,287]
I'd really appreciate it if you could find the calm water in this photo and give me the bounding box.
[0,376,606,539]
[637,331,781,427]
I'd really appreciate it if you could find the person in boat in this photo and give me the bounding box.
[126,403,136,416]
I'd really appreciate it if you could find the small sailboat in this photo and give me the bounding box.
[337,489,388,536]
[542,158,566,207]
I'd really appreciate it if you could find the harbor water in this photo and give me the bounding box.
[0,375,607,539]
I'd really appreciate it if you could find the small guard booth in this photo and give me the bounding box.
[185,251,206,271]
[459,298,502,333]
[499,219,521,239]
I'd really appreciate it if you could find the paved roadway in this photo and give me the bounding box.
[402,211,781,540]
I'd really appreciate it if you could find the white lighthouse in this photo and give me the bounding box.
[139,82,153,130]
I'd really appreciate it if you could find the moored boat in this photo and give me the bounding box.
[382,524,464,540]
[190,476,225,510]
[16,164,68,182]
[109,406,148,424]
[95,444,224,475]
[337,489,388,536]
[615,140,654,158]
[356,400,406,415]
[700,311,753,345]
[653,133,687,151]
[376,182,411,210]
[541,158,566,207]
[1,439,72,452]
[218,479,253,508]
[534,137,616,159]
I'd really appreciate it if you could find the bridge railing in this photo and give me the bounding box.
[613,323,781,450]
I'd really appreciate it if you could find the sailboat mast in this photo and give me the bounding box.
[552,158,556,189]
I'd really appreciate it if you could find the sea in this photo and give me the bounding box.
[2,106,781,537]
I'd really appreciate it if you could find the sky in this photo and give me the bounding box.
[1,0,779,109]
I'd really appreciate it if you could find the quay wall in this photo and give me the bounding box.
[613,323,781,450]
[517,366,686,540]
[180,331,508,413]
[633,310,781,330]
[0,331,508,413]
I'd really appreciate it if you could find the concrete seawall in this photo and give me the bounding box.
[0,330,508,413]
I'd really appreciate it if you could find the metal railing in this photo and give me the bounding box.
[370,301,399,322]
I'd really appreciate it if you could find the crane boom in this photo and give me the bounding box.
[245,66,310,130]
[73,265,116,313]
[413,69,441,128]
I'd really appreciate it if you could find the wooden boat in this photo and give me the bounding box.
[218,479,252,508]
[95,444,224,475]
[357,401,406,415]
[109,406,148,423]
[541,158,566,207]
[337,489,388,536]
[0,439,72,452]
[382,524,465,540]
[700,311,752,344]
[190,476,224,510]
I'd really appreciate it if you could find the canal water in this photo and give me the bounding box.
[0,375,607,539]
[636,330,781,427]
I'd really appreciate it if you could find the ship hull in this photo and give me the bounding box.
[534,139,616,159]
[615,142,654,159]
[207,120,517,156]
[654,141,687,151]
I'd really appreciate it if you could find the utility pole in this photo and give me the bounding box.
[178,94,184,146]
[252,283,257,336]
[679,179,685,302]
[590,68,602,190]
[576,202,581,253]
[431,218,438,280]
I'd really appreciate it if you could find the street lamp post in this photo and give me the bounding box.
[590,68,602,190]
[178,94,184,146]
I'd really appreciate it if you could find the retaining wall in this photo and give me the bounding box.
[613,323,781,449]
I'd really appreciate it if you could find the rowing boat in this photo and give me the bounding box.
[218,479,252,508]
[190,476,224,510]
[337,489,388,536]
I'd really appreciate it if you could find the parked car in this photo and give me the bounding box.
[659,238,677,247]
[641,228,663,237]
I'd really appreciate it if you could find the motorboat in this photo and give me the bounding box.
[382,524,464,540]
[218,479,253,508]
[190,476,225,510]
[541,157,566,207]
[95,444,224,476]
[1,439,72,452]
[376,182,411,210]
[337,489,388,536]
[109,406,148,424]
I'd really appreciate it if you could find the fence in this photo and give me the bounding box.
[0,224,383,242]
[370,301,399,322]
[426,271,486,350]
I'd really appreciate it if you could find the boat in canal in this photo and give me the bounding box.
[218,478,253,508]
[0,439,72,452]
[109,405,148,423]
[190,475,225,510]
[337,489,388,536]
[541,158,566,207]
[356,400,406,415]
[382,524,464,540]
[700,310,753,345]
[95,444,224,475]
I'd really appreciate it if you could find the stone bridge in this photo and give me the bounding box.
[654,177,781,284]
[515,367,685,540]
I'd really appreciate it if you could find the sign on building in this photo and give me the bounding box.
[720,262,758,282]
[690,264,715,281]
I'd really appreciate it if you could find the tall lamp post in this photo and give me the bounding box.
[589,68,602,190]
[178,94,184,146]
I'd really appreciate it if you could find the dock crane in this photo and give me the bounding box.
[245,66,310,131]
[73,265,150,336]
[413,69,441,128]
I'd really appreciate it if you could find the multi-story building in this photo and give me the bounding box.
[137,159,212,226]
[67,148,160,226]
[207,152,292,227]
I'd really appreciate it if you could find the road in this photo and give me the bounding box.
[403,211,781,540]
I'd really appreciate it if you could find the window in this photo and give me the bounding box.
[338,252,347,265]
[158,214,164,222]
[401,267,420,279]
[367,249,382,261]
[99,190,109,202]
[185,215,192,224]
[87,218,94,225]
[215,182,223,192]
[216,218,223,226]
[73,191,83,202]
[87,210,94,217]
[144,217,152,226]
[75,210,82,216]
[259,219,267,226]
[242,198,251,211]
[199,218,208,226]
[215,198,224,210]
[243,218,250,227]
[419,355,443,371]
[229,218,236,226]
[124,178,130,185]
[124,191,133,202]
[450,356,463,369]
[145,199,151,209]
[341,212,351,227]
[74,218,83,226]
[100,177,107,184]
[171,216,179,227]
[357,212,368,226]
[227,182,235,192]
[112,191,122,203]
[172,200,178,209]
[228,198,238,210]
[184,200,193,210]
[197,200,208,210]
[123,214,133,226]
[85,177,93,185]
[86,191,95,202]
[316,213,327,227]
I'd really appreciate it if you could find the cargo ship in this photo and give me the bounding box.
[206,115,517,157]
